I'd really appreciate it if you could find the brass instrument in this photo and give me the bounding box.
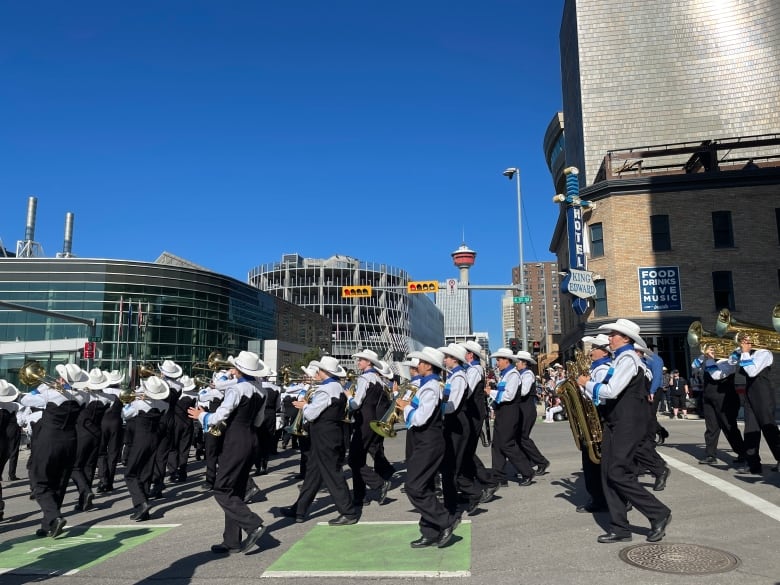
[193,351,233,373]
[118,387,140,404]
[193,375,212,389]
[137,364,158,379]
[285,385,318,437]
[370,381,417,438]
[715,308,780,351]
[341,369,357,424]
[18,361,66,392]
[686,321,735,358]
[556,350,602,464]
[773,303,780,333]
[279,365,311,386]
[208,421,227,437]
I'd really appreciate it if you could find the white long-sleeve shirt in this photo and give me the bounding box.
[584,345,646,404]
[403,374,441,428]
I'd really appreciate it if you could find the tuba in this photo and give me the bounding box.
[370,381,417,439]
[556,350,602,464]
[686,321,735,358]
[715,308,780,352]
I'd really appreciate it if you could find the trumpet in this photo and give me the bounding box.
[18,361,66,392]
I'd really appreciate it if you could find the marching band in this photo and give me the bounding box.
[0,323,778,554]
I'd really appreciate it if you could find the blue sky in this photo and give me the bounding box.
[1,0,565,349]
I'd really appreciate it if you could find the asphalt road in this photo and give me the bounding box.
[1,415,778,585]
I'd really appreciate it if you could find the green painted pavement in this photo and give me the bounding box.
[0,524,177,576]
[263,521,471,577]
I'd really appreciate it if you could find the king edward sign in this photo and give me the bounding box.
[563,268,597,299]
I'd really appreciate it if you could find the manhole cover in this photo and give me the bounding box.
[619,543,740,574]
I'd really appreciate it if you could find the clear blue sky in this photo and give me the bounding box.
[1,0,565,349]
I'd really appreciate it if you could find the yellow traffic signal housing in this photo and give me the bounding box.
[407,281,439,294]
[341,286,373,298]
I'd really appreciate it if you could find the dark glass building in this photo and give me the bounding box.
[0,257,331,386]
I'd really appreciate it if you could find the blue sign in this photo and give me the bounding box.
[638,266,682,312]
[566,205,586,270]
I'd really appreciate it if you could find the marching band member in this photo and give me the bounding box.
[633,344,670,492]
[196,375,226,491]
[96,370,125,493]
[692,344,745,466]
[21,363,89,537]
[346,349,394,507]
[71,368,111,512]
[188,351,267,555]
[730,333,780,474]
[578,319,671,543]
[152,359,183,498]
[397,347,460,548]
[122,376,171,522]
[459,341,498,505]
[0,379,22,521]
[281,356,358,525]
[168,375,198,483]
[514,350,550,476]
[576,334,610,513]
[255,371,281,476]
[486,348,536,487]
[438,344,482,515]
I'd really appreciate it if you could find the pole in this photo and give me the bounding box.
[515,171,528,352]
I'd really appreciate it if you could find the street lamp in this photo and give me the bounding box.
[503,167,527,352]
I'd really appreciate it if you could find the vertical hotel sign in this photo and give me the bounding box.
[556,167,595,315]
[638,266,682,311]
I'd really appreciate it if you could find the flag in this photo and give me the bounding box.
[137,300,143,332]
[127,299,133,335]
[118,296,124,338]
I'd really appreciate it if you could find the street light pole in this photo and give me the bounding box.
[503,167,527,352]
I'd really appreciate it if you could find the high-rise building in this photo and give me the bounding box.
[511,262,561,355]
[560,0,780,185]
[501,291,515,347]
[248,254,444,364]
[436,243,476,343]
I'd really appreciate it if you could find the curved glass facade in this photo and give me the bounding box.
[0,258,331,385]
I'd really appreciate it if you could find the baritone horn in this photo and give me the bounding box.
[686,321,734,358]
[556,350,602,464]
[715,307,780,352]
[370,381,417,439]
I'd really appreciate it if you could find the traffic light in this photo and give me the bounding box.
[532,340,541,355]
[508,338,520,352]
[83,341,96,359]
[341,286,373,298]
[407,281,439,294]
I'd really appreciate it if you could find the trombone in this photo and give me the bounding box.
[18,361,67,392]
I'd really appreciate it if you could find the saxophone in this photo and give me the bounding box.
[556,349,602,464]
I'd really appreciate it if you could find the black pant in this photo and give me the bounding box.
[743,384,780,469]
[491,402,534,480]
[702,386,745,459]
[97,414,124,489]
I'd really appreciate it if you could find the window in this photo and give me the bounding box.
[590,223,604,257]
[594,280,608,317]
[712,271,734,310]
[650,215,671,251]
[712,211,734,248]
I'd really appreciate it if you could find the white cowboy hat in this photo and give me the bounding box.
[634,342,654,355]
[490,347,519,361]
[407,347,445,370]
[106,370,125,386]
[85,368,111,390]
[179,375,196,392]
[598,318,646,347]
[352,349,383,368]
[460,340,484,358]
[55,363,89,388]
[158,360,183,379]
[400,357,420,368]
[515,350,537,365]
[142,376,170,400]
[377,360,395,379]
[310,356,347,378]
[439,343,468,363]
[553,363,563,368]
[0,380,20,402]
[228,351,268,377]
[301,362,318,378]
[582,333,611,348]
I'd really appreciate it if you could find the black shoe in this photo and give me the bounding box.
[96,483,107,494]
[35,528,48,537]
[211,543,240,554]
[733,456,746,466]
[536,462,550,476]
[656,434,666,445]
[280,506,305,523]
[737,466,763,475]
[647,513,672,542]
[465,496,481,516]
[328,514,358,526]
[699,456,717,465]
[479,485,499,504]
[244,485,261,504]
[200,482,213,492]
[378,480,391,505]
[499,480,508,488]
[8,475,19,481]
[149,484,164,499]
[518,473,535,487]
[240,524,266,554]
[130,502,152,522]
[626,501,633,513]
[597,532,632,543]
[410,536,437,549]
[169,472,180,483]
[437,517,461,548]
[48,517,67,538]
[653,467,670,491]
[677,413,683,419]
[576,501,607,513]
